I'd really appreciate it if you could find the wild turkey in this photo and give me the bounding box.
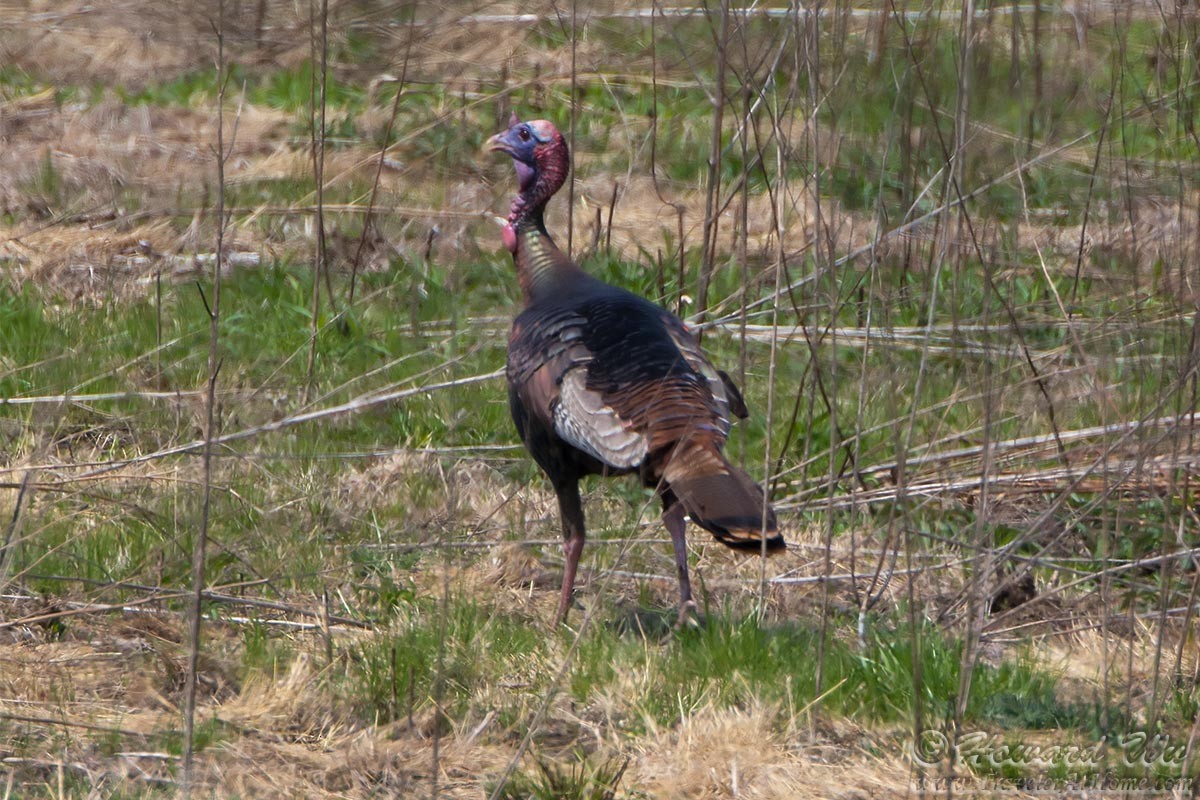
[487,113,783,624]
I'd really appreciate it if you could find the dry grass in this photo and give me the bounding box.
[0,610,929,799]
[0,1,317,86]
[630,702,903,800]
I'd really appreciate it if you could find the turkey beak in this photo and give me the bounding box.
[486,132,514,157]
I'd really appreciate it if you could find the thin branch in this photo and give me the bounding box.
[183,5,227,788]
[1,369,506,485]
[349,16,415,305]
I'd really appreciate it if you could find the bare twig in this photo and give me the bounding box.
[349,16,415,305]
[304,0,332,401]
[0,468,33,588]
[183,5,227,789]
[0,369,505,486]
[694,0,730,333]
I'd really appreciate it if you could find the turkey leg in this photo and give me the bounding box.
[663,501,697,626]
[554,479,586,624]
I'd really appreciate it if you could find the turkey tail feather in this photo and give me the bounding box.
[663,445,783,552]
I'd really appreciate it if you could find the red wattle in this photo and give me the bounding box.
[502,222,517,253]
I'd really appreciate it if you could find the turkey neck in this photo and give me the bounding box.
[510,202,590,306]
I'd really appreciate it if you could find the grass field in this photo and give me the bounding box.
[3,1,1200,797]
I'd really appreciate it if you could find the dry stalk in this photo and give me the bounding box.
[0,469,33,590]
[348,14,415,306]
[303,0,332,402]
[694,0,729,334]
[183,2,228,789]
[8,368,505,486]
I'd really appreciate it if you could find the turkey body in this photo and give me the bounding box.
[488,115,782,624]
[509,279,730,489]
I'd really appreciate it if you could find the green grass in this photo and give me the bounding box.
[314,590,1124,756]
[490,752,630,800]
[120,61,364,112]
[336,592,551,728]
[2,263,510,602]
